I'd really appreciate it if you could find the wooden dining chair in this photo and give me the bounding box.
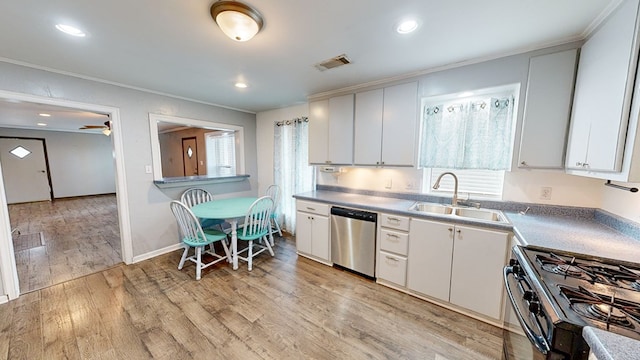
[236,196,274,271]
[180,187,227,232]
[170,200,230,280]
[265,184,282,239]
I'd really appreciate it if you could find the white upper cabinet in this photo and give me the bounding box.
[354,82,418,166]
[566,0,640,175]
[518,49,577,169]
[308,94,354,165]
[354,89,384,165]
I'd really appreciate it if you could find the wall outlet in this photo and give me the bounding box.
[540,186,552,200]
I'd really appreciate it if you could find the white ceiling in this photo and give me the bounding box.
[0,0,620,129]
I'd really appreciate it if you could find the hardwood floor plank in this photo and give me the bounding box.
[9,195,121,294]
[0,235,505,359]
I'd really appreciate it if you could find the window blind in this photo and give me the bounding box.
[205,131,236,176]
[427,168,504,197]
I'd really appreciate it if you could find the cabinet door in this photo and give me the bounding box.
[311,215,330,261]
[381,82,418,166]
[327,94,355,164]
[449,225,509,320]
[308,100,329,164]
[407,219,453,302]
[354,88,384,165]
[295,211,313,254]
[519,49,577,169]
[567,0,640,172]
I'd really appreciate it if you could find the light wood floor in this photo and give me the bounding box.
[9,194,122,294]
[0,235,503,360]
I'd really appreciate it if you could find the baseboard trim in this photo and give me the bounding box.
[132,243,183,263]
[0,294,8,304]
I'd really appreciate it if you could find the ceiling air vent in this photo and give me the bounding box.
[315,54,352,71]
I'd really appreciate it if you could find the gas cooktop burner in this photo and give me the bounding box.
[536,253,640,291]
[559,285,640,330]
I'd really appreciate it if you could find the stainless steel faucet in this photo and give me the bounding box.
[432,172,459,206]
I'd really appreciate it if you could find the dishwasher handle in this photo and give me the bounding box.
[331,207,377,222]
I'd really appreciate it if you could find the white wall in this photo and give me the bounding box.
[601,182,640,222]
[256,104,309,196]
[0,128,116,198]
[0,61,258,261]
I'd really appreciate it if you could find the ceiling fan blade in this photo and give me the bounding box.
[79,125,107,129]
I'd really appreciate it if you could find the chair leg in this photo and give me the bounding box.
[248,240,253,271]
[178,246,189,270]
[274,219,283,237]
[220,238,231,263]
[195,246,202,280]
[264,235,275,256]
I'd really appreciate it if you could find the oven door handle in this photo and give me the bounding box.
[504,266,550,355]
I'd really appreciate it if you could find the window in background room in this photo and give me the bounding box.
[205,131,236,177]
[418,85,518,199]
[274,117,316,234]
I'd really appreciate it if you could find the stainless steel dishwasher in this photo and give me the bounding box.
[330,206,377,278]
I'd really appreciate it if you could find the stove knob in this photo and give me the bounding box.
[509,259,519,267]
[529,301,542,315]
[523,290,537,302]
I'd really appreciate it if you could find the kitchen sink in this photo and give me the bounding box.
[410,203,454,214]
[454,207,506,222]
[409,202,508,223]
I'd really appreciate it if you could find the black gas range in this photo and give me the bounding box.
[503,245,640,360]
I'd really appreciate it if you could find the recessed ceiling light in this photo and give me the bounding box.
[55,24,86,37]
[396,19,418,34]
[38,113,51,117]
[37,123,48,127]
[235,82,248,88]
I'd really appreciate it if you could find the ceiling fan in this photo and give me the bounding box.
[79,120,111,136]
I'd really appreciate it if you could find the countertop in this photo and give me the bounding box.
[294,189,640,360]
[294,190,513,231]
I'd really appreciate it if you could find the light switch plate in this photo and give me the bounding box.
[145,165,152,174]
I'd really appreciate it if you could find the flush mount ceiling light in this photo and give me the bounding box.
[210,1,264,42]
[55,24,86,37]
[396,19,418,34]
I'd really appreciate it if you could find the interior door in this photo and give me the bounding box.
[182,137,198,176]
[0,138,51,204]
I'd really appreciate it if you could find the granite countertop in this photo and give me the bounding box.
[294,188,640,360]
[583,327,640,360]
[505,212,640,264]
[294,190,513,231]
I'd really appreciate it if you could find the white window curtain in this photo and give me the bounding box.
[205,131,236,176]
[419,96,515,170]
[274,117,315,235]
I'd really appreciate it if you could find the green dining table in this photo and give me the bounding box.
[191,196,259,270]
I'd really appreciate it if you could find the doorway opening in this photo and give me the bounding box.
[0,91,132,300]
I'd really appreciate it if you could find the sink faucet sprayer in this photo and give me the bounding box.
[432,172,459,206]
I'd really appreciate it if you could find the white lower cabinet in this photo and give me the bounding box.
[295,200,330,263]
[376,213,410,287]
[407,218,509,321]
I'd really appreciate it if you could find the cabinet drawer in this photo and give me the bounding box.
[378,251,407,286]
[296,200,329,216]
[379,213,410,231]
[379,229,409,256]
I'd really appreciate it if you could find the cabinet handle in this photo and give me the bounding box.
[575,162,589,167]
[306,207,316,211]
[386,234,399,241]
[456,229,461,234]
[385,256,399,262]
[448,228,453,232]
[325,160,331,164]
[387,217,401,223]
